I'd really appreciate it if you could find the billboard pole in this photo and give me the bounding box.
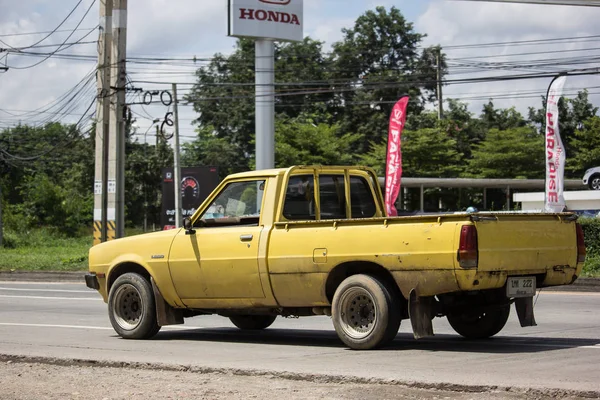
[255,39,275,170]
[228,0,304,171]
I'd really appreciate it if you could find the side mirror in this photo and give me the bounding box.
[183,218,196,235]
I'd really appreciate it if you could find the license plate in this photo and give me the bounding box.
[506,277,536,298]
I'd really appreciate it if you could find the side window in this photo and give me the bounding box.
[319,175,346,220]
[350,176,377,218]
[283,175,315,220]
[198,180,264,227]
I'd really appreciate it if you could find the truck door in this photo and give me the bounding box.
[168,179,266,300]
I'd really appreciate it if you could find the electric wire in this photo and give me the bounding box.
[4,1,97,70]
[0,0,84,51]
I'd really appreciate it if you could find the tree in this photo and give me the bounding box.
[528,89,598,170]
[468,127,544,179]
[481,101,527,130]
[328,6,444,154]
[567,116,600,174]
[0,123,95,235]
[125,137,173,228]
[360,128,462,177]
[274,115,360,167]
[184,38,332,172]
[181,127,244,179]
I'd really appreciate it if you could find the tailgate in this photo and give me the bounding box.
[473,214,577,273]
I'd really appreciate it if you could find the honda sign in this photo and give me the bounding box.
[228,0,304,42]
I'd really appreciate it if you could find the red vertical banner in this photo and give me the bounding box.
[385,96,409,217]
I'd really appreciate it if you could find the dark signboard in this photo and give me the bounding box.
[161,166,220,230]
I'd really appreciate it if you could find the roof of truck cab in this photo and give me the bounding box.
[226,166,375,180]
[226,168,288,179]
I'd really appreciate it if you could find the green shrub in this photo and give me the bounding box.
[578,217,600,276]
[582,255,600,276]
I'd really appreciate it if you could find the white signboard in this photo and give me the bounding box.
[228,0,304,42]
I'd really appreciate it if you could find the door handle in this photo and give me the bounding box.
[240,234,253,242]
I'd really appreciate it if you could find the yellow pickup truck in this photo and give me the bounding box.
[86,166,586,350]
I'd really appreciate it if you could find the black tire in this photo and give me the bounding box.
[229,315,277,330]
[332,274,401,350]
[108,273,161,339]
[447,305,510,339]
[589,174,600,190]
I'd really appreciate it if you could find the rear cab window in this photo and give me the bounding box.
[282,170,379,221]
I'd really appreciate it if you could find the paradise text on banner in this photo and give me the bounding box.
[385,96,409,217]
[545,75,566,213]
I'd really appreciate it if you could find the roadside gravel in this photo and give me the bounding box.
[0,358,592,400]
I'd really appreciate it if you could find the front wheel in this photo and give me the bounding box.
[447,305,510,339]
[589,174,600,190]
[108,273,161,339]
[229,315,276,330]
[332,274,401,350]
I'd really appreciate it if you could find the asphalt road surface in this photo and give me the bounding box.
[0,282,599,397]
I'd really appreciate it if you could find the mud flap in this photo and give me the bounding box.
[409,289,434,339]
[151,278,184,326]
[515,296,537,327]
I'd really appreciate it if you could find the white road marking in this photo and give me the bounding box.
[540,291,600,296]
[0,322,191,331]
[580,344,600,349]
[0,295,99,301]
[0,287,92,294]
[0,323,112,330]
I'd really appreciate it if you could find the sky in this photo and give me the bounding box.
[1,0,600,143]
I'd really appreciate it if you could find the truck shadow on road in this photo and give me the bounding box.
[152,328,600,353]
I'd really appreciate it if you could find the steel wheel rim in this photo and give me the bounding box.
[338,287,377,339]
[592,178,600,190]
[112,284,143,330]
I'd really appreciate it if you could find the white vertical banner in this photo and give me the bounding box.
[545,75,567,213]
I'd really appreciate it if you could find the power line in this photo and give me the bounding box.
[4,1,97,70]
[0,0,85,51]
[0,27,98,38]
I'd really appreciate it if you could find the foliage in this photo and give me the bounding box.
[274,115,360,167]
[468,127,545,179]
[566,116,600,174]
[361,128,462,177]
[328,6,443,154]
[481,101,527,131]
[0,228,91,271]
[181,126,245,180]
[578,217,600,276]
[184,37,332,173]
[528,89,599,175]
[124,137,173,228]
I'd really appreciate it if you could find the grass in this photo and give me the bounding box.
[0,229,91,271]
[0,228,146,272]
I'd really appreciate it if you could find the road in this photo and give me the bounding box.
[0,281,599,396]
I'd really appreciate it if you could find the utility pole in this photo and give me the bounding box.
[109,0,127,239]
[93,0,112,245]
[436,47,444,120]
[255,39,275,170]
[172,83,182,228]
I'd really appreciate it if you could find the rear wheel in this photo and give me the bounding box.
[332,274,401,350]
[589,174,600,190]
[229,315,276,330]
[108,273,160,339]
[447,305,510,339]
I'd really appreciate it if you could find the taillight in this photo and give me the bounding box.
[576,223,586,263]
[458,225,478,268]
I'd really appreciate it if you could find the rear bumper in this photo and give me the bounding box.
[85,273,99,290]
[455,265,581,293]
